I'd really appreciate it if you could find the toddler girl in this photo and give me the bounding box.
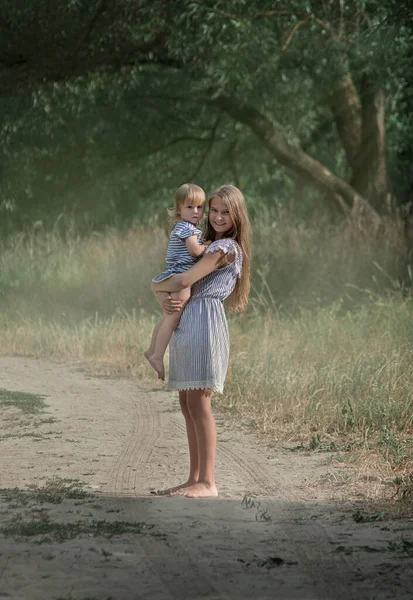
[144,183,210,380]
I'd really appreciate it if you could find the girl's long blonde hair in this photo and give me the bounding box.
[205,185,251,312]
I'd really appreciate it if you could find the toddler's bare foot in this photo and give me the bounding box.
[144,350,152,361]
[147,355,165,380]
[173,482,218,498]
[157,479,198,496]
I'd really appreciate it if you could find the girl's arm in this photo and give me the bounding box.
[152,250,229,293]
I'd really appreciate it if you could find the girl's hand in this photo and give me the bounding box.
[156,292,183,314]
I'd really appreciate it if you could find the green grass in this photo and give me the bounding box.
[0,517,165,543]
[0,432,47,442]
[0,478,90,507]
[333,540,413,557]
[0,389,47,414]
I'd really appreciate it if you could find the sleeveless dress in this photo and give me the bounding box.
[168,238,243,394]
[152,221,204,283]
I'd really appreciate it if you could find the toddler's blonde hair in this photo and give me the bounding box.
[168,183,206,223]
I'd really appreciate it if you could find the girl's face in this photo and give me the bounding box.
[209,196,234,238]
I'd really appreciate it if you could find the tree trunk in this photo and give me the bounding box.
[330,70,362,171]
[351,78,388,213]
[217,96,380,225]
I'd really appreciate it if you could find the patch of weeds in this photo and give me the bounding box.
[352,510,386,523]
[38,417,58,425]
[333,540,413,557]
[284,435,353,453]
[237,556,297,569]
[0,389,47,414]
[309,434,353,452]
[386,540,413,558]
[294,514,320,523]
[241,495,272,522]
[0,478,90,507]
[0,432,47,442]
[391,473,413,502]
[379,431,413,466]
[0,517,166,543]
[282,442,307,452]
[318,471,353,485]
[257,556,298,568]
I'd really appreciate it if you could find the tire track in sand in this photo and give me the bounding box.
[107,385,161,495]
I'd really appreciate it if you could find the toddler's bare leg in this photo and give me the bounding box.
[157,391,200,495]
[144,316,165,360]
[148,287,191,381]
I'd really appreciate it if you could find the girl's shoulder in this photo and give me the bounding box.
[205,238,240,256]
[172,221,202,239]
[206,238,243,277]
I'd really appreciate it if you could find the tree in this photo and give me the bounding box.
[1,1,412,227]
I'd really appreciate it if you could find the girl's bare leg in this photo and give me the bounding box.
[157,391,200,495]
[174,389,218,498]
[147,287,191,381]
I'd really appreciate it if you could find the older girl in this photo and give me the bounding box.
[151,185,251,498]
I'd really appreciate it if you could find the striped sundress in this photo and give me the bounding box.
[168,238,243,394]
[152,221,204,283]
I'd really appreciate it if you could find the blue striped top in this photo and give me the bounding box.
[165,221,203,271]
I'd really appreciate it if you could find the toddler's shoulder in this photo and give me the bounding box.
[173,221,202,239]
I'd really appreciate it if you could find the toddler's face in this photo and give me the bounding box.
[180,203,204,225]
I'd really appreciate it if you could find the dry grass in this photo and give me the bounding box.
[0,215,412,505]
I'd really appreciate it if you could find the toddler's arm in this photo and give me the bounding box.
[185,235,211,258]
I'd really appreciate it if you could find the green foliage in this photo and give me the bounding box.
[0,1,412,230]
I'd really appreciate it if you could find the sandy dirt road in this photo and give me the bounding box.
[0,357,412,600]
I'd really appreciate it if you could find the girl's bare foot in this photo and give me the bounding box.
[147,355,165,380]
[157,479,198,496]
[173,482,218,498]
[144,350,152,360]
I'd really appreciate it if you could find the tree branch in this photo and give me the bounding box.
[0,30,177,96]
[188,116,222,180]
[216,96,380,224]
[282,17,311,53]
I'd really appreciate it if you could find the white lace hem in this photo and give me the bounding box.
[168,380,224,394]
